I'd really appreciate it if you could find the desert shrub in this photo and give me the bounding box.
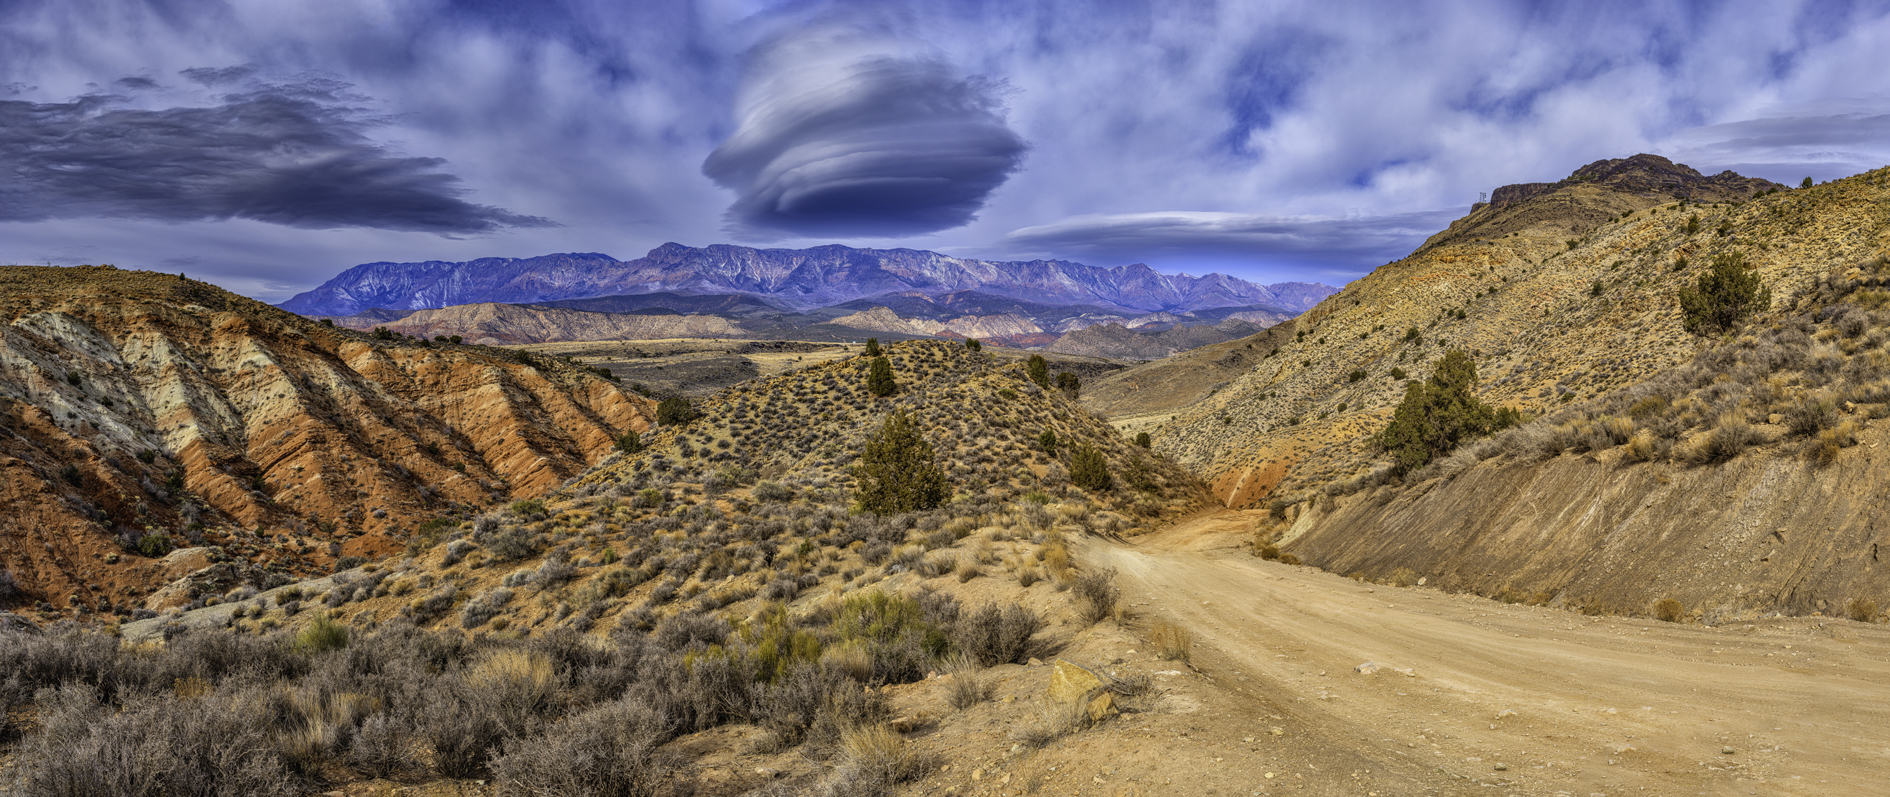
[483,526,541,562]
[13,684,301,797]
[1784,394,1839,436]
[831,592,950,683]
[964,338,981,352]
[1390,567,1418,587]
[1689,415,1765,464]
[1038,428,1058,455]
[1056,371,1081,397]
[830,724,922,797]
[406,585,458,624]
[1847,598,1879,623]
[943,655,987,711]
[854,409,951,514]
[442,539,474,566]
[954,603,1041,666]
[1277,552,1301,565]
[955,558,981,583]
[653,610,730,652]
[1134,431,1151,448]
[1015,562,1041,586]
[1679,251,1770,336]
[1653,597,1685,623]
[1072,567,1119,623]
[1378,349,1521,475]
[863,338,881,356]
[460,587,513,629]
[417,678,511,778]
[616,430,644,454]
[293,611,350,653]
[137,532,174,558]
[1150,620,1191,663]
[752,481,793,502]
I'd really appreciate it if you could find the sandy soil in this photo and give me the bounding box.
[1079,510,1890,797]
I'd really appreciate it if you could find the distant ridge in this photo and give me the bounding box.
[279,243,1337,318]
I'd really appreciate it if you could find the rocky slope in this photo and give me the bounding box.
[1128,154,1829,508]
[280,242,1336,317]
[0,266,653,619]
[328,302,743,345]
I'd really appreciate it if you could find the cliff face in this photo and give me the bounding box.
[0,267,653,617]
[281,242,1336,317]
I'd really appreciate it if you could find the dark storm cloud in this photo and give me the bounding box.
[1001,209,1462,270]
[180,65,256,87]
[702,25,1027,238]
[0,78,554,234]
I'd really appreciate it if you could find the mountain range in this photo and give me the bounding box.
[279,242,1335,319]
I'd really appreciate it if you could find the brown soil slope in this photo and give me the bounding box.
[1143,156,1890,508]
[0,266,653,618]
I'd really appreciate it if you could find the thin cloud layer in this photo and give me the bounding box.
[0,78,553,233]
[702,23,1027,238]
[1002,209,1462,271]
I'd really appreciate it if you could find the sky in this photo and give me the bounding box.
[4,0,1890,303]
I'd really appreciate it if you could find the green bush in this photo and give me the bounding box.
[1026,354,1049,388]
[138,532,174,558]
[1055,371,1080,397]
[1038,428,1058,455]
[449,335,462,344]
[964,338,981,351]
[1134,431,1151,448]
[867,356,897,397]
[1347,369,1366,382]
[1070,444,1112,493]
[616,429,643,454]
[1684,214,1701,234]
[854,409,951,514]
[1678,251,1770,336]
[863,338,881,356]
[656,396,698,426]
[1377,349,1520,475]
[372,326,395,340]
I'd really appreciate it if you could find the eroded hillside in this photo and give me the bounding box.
[0,266,652,619]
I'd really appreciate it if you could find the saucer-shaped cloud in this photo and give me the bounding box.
[703,26,1026,238]
[0,77,553,234]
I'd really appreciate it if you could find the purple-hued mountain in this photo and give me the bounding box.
[278,243,1337,317]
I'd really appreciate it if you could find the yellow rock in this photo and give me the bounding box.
[1049,658,1106,705]
[1086,691,1118,721]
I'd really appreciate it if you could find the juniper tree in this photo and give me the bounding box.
[863,338,882,356]
[1038,428,1058,455]
[656,396,698,426]
[1677,251,1770,337]
[1377,349,1521,475]
[1056,371,1080,398]
[854,409,950,514]
[867,356,897,397]
[1070,444,1112,493]
[1027,354,1049,388]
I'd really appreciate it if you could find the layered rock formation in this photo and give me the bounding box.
[0,267,653,616]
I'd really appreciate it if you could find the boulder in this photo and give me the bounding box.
[1049,658,1107,705]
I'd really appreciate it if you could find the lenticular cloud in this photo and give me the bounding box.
[703,25,1027,239]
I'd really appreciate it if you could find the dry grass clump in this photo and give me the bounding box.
[1149,620,1192,663]
[1653,597,1686,623]
[831,724,923,797]
[1015,697,1092,750]
[1071,567,1120,624]
[1847,597,1879,623]
[942,654,989,711]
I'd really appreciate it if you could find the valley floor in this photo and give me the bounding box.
[1084,511,1890,796]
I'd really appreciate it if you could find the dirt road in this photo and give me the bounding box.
[1085,511,1890,796]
